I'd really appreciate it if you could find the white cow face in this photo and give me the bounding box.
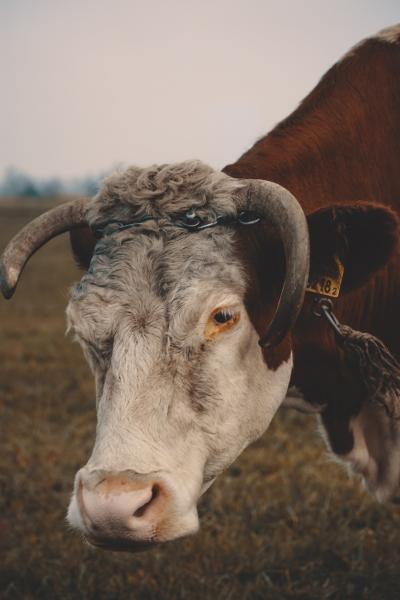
[66,225,292,550]
[0,159,308,551]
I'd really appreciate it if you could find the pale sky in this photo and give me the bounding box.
[0,0,399,179]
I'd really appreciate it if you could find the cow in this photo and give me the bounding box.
[1,23,399,552]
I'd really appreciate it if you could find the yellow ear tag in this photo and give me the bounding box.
[306,257,344,298]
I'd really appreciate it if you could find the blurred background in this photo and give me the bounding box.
[1,0,399,196]
[1,1,400,599]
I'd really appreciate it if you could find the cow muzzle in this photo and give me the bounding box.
[68,470,199,551]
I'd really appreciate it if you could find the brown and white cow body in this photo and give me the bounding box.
[224,23,400,500]
[1,24,400,550]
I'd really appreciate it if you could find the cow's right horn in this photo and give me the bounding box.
[235,180,310,348]
[0,198,89,299]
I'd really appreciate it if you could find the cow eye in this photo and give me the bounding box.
[205,306,240,339]
[213,309,234,324]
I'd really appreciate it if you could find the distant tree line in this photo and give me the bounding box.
[0,166,113,198]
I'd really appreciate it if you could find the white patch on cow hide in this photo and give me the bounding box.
[341,23,400,63]
[375,24,400,44]
[345,404,400,502]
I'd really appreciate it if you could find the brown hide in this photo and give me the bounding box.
[224,32,400,457]
[223,37,400,210]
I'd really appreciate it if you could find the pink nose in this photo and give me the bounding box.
[79,474,166,548]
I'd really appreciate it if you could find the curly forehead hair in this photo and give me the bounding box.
[86,160,244,227]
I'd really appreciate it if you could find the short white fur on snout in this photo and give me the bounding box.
[66,162,294,546]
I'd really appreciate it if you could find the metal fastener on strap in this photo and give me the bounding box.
[312,297,344,340]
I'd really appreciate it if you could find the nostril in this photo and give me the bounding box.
[133,484,159,518]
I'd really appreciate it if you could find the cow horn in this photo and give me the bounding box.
[0,198,89,299]
[236,180,310,347]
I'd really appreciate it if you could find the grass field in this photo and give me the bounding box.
[1,200,400,599]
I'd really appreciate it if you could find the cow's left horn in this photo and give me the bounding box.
[0,198,89,299]
[235,180,310,348]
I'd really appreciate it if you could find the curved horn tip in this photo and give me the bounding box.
[258,331,284,349]
[0,264,16,299]
[258,336,273,349]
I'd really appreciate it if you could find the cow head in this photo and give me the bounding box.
[0,161,309,551]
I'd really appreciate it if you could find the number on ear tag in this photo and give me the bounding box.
[306,257,344,298]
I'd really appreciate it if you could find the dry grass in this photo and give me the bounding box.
[1,200,400,600]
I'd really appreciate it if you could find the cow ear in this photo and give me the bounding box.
[69,227,96,270]
[307,203,399,293]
